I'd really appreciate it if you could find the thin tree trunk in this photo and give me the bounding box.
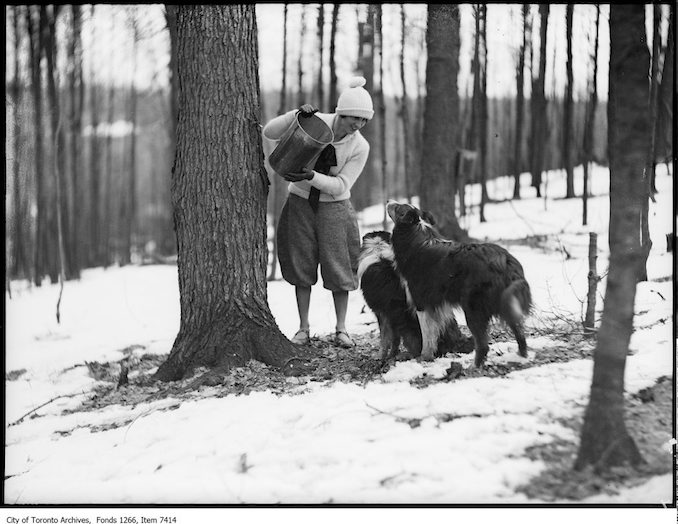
[43,4,64,283]
[316,4,324,110]
[27,7,46,285]
[575,4,649,472]
[582,5,600,227]
[376,5,388,230]
[297,5,306,107]
[479,3,488,222]
[11,6,27,279]
[639,5,663,282]
[584,232,598,335]
[68,5,83,278]
[268,3,288,281]
[399,4,412,203]
[328,4,339,110]
[530,4,549,198]
[155,5,306,382]
[513,4,529,200]
[564,4,575,198]
[420,4,467,242]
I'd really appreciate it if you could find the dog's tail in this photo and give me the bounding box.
[501,279,532,324]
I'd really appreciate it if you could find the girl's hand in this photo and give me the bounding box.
[299,104,319,118]
[282,167,315,182]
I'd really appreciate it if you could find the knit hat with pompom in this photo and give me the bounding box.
[336,76,374,120]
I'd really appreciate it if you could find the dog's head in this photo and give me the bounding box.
[386,201,436,229]
[360,230,392,258]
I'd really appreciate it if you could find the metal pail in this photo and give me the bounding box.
[268,112,334,175]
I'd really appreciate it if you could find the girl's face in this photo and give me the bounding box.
[336,115,368,137]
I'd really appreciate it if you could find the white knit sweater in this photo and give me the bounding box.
[263,110,370,202]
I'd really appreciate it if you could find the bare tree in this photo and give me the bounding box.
[328,4,340,110]
[316,4,325,110]
[154,5,307,382]
[120,7,140,266]
[42,4,66,283]
[564,4,575,198]
[297,5,307,107]
[376,5,388,229]
[529,4,549,198]
[582,4,600,226]
[512,4,530,199]
[575,3,649,473]
[268,3,289,282]
[10,6,28,279]
[68,5,84,276]
[478,3,488,222]
[420,4,467,241]
[399,4,412,203]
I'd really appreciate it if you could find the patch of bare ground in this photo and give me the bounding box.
[516,375,674,502]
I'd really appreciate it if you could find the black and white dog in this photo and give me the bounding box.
[386,201,532,367]
[358,230,472,363]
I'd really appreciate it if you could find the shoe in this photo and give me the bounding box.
[291,328,310,345]
[334,330,354,348]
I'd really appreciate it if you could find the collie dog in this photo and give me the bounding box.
[386,201,532,367]
[358,230,471,363]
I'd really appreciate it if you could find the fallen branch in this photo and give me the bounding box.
[9,391,88,427]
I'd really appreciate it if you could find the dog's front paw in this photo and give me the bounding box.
[418,351,435,362]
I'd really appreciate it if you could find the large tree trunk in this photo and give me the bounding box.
[513,4,529,199]
[420,5,467,241]
[575,4,649,472]
[529,4,549,198]
[564,4,575,198]
[155,5,306,382]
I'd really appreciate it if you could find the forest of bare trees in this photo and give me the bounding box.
[5,4,674,291]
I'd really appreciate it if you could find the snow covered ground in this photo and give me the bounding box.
[3,165,675,520]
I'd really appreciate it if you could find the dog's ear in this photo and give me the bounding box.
[422,211,436,226]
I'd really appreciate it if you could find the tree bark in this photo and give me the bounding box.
[420,4,467,241]
[154,5,307,382]
[575,4,649,472]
